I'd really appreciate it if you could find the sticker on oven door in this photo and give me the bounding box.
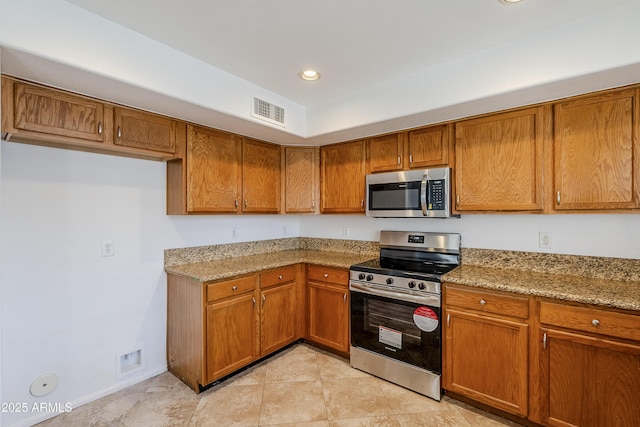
[379,326,402,349]
[413,307,439,332]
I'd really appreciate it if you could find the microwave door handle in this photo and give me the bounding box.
[421,175,429,216]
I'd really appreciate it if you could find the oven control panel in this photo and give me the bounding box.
[350,270,440,294]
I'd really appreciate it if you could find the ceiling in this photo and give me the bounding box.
[63,0,636,107]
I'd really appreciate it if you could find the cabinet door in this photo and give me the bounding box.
[367,133,403,173]
[407,124,450,168]
[186,125,242,213]
[284,147,318,213]
[205,292,258,383]
[308,281,349,353]
[553,88,639,210]
[12,81,106,142]
[320,140,366,213]
[261,282,296,356]
[444,308,529,417]
[114,107,176,153]
[540,329,640,427]
[242,138,281,213]
[454,107,544,211]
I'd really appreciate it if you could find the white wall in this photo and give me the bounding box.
[0,141,299,427]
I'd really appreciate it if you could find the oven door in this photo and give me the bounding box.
[349,281,442,374]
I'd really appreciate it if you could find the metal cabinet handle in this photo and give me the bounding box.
[324,273,329,278]
[480,299,487,305]
[234,198,239,209]
[278,275,283,280]
[592,319,600,327]
[98,122,103,135]
[409,154,413,165]
[117,126,122,139]
[232,285,238,291]
[312,200,315,209]
[456,194,460,207]
[252,297,256,305]
[397,155,401,166]
[556,191,561,206]
[543,332,547,350]
[262,295,266,303]
[244,199,248,209]
[447,313,451,328]
[343,293,347,303]
[361,199,364,208]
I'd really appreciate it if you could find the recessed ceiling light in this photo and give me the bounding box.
[299,70,320,81]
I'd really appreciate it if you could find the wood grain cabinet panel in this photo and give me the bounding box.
[11,80,107,142]
[320,140,366,213]
[406,124,450,169]
[186,124,242,213]
[454,107,545,212]
[114,107,176,153]
[283,146,319,213]
[242,138,281,213]
[367,133,404,173]
[443,284,530,417]
[553,88,640,210]
[260,281,296,356]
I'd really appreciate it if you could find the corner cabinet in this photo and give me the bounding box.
[536,301,640,426]
[454,106,546,212]
[242,138,281,213]
[552,88,640,211]
[307,265,350,355]
[320,140,366,213]
[283,146,319,213]
[443,284,530,417]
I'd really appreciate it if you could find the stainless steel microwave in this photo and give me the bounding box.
[365,167,454,218]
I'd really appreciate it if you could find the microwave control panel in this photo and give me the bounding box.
[428,179,445,210]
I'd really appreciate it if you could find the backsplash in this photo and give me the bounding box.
[461,248,640,282]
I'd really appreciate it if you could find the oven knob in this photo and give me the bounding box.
[366,274,374,281]
[408,281,416,288]
[418,282,426,290]
[358,273,366,280]
[386,278,394,285]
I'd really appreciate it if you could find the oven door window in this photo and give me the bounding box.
[351,290,441,374]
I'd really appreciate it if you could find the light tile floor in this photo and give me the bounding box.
[37,344,523,426]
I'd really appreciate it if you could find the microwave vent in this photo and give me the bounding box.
[252,97,285,126]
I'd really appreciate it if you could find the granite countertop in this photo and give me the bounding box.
[165,249,376,282]
[443,250,640,312]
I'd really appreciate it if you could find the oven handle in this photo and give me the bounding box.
[349,282,440,307]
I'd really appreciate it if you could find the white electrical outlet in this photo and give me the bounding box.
[343,227,350,237]
[539,232,552,249]
[231,227,238,239]
[282,225,287,236]
[101,240,115,257]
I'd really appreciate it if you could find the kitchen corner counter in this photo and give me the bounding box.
[444,249,640,312]
[165,249,376,283]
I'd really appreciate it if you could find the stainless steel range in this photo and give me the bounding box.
[349,230,461,401]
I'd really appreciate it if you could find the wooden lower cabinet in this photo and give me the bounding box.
[307,265,350,354]
[537,302,640,427]
[443,285,530,417]
[260,265,299,356]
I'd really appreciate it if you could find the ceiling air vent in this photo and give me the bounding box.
[252,97,285,127]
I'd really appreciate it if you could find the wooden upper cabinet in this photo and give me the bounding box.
[114,107,176,154]
[321,140,366,213]
[284,146,319,213]
[367,133,404,173]
[553,88,639,211]
[454,107,545,212]
[8,78,107,143]
[186,124,242,213]
[242,138,281,213]
[407,124,450,169]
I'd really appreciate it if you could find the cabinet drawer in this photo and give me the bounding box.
[540,301,640,342]
[261,265,297,289]
[445,285,529,319]
[207,275,257,302]
[308,265,348,286]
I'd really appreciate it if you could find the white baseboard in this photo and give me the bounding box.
[6,364,168,427]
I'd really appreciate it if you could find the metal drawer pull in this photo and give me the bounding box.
[278,275,283,280]
[480,299,486,305]
[556,191,561,205]
[543,332,547,350]
[592,319,600,327]
[98,122,103,135]
[232,286,238,291]
[324,273,329,278]
[117,126,122,139]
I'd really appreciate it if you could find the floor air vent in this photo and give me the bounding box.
[252,97,285,126]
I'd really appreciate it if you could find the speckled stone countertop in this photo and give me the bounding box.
[444,249,640,312]
[164,237,378,282]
